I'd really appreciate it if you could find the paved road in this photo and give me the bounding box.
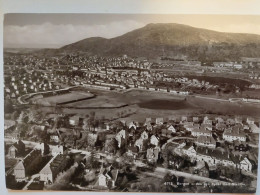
[151,167,244,186]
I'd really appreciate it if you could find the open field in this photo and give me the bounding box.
[138,99,193,110]
[34,91,94,106]
[187,96,260,117]
[32,88,260,120]
[65,94,127,108]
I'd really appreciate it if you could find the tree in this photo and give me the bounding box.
[4,99,14,113]
[44,142,50,155]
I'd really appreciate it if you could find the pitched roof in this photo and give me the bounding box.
[196,136,216,145]
[14,161,25,170]
[196,147,242,164]
[193,127,212,134]
[40,164,52,174]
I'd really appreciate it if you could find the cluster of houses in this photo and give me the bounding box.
[4,111,259,189]
[4,54,60,68]
[177,142,254,172]
[4,69,60,99]
[5,139,65,182]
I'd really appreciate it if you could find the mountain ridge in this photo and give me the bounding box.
[39,23,260,60]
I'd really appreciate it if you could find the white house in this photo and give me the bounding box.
[156,118,164,125]
[115,130,126,148]
[50,134,59,143]
[140,131,149,140]
[96,174,108,187]
[223,128,246,142]
[192,127,212,137]
[50,145,63,156]
[195,136,216,148]
[135,138,144,151]
[240,157,253,172]
[167,125,176,133]
[40,164,53,183]
[128,121,137,130]
[13,161,25,181]
[150,135,159,146]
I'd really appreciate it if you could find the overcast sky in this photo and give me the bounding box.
[4,14,260,48]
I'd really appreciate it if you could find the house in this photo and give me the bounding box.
[235,116,243,124]
[128,121,137,130]
[226,118,235,126]
[240,157,253,172]
[40,154,73,184]
[135,138,144,151]
[146,147,160,162]
[144,118,152,126]
[185,124,200,132]
[193,117,199,123]
[145,123,153,131]
[203,117,212,125]
[215,117,224,123]
[223,127,246,142]
[167,125,176,133]
[168,116,179,122]
[139,131,148,140]
[161,129,173,138]
[51,145,63,156]
[192,127,212,137]
[50,133,59,143]
[247,117,255,125]
[8,140,25,158]
[95,173,107,187]
[13,161,25,181]
[216,123,227,131]
[182,145,197,158]
[249,123,260,133]
[156,118,164,125]
[150,135,159,146]
[8,145,18,158]
[200,123,212,131]
[39,163,53,183]
[69,115,80,126]
[195,136,216,148]
[181,116,188,122]
[13,149,42,181]
[193,161,209,177]
[34,142,45,154]
[94,168,119,189]
[115,130,126,148]
[126,144,139,160]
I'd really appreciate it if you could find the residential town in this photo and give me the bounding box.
[5,104,259,192]
[3,16,260,194]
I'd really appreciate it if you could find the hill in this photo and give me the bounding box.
[40,23,260,61]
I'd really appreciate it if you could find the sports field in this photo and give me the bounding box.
[34,91,94,106]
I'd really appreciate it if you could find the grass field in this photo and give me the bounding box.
[187,96,260,116]
[34,88,260,120]
[65,95,127,108]
[34,91,94,106]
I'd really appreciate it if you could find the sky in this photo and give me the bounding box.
[3,14,260,48]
